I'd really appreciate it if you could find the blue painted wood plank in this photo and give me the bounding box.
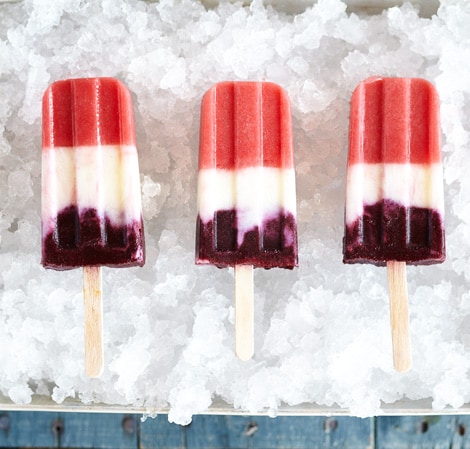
[189,416,373,449]
[377,415,470,449]
[59,412,138,449]
[140,415,373,449]
[0,411,138,449]
[186,416,232,448]
[0,411,60,448]
[140,415,185,449]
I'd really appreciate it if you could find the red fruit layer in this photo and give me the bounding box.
[42,78,136,148]
[198,82,294,170]
[348,77,440,164]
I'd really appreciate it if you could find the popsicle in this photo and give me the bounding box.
[343,77,445,371]
[41,77,145,377]
[196,81,298,360]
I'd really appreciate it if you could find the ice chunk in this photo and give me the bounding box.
[8,385,33,404]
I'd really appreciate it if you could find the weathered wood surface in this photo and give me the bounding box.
[1,412,469,448]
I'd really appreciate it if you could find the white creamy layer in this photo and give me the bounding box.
[345,163,444,225]
[42,145,142,234]
[198,167,296,232]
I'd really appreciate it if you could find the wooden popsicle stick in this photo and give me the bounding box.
[387,260,412,373]
[234,264,254,361]
[83,266,104,378]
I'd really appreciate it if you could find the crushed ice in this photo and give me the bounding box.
[0,0,469,424]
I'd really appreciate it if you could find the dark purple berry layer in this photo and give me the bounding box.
[343,200,445,266]
[42,206,145,270]
[196,209,298,269]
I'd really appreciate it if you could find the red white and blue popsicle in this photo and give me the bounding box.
[42,77,144,270]
[196,81,298,359]
[42,77,145,377]
[343,77,445,371]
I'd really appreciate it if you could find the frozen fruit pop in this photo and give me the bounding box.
[196,81,298,360]
[42,78,144,269]
[41,77,145,377]
[196,81,297,268]
[344,77,444,265]
[343,77,445,371]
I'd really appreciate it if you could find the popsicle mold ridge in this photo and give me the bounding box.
[196,81,298,269]
[343,77,445,266]
[41,77,145,270]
